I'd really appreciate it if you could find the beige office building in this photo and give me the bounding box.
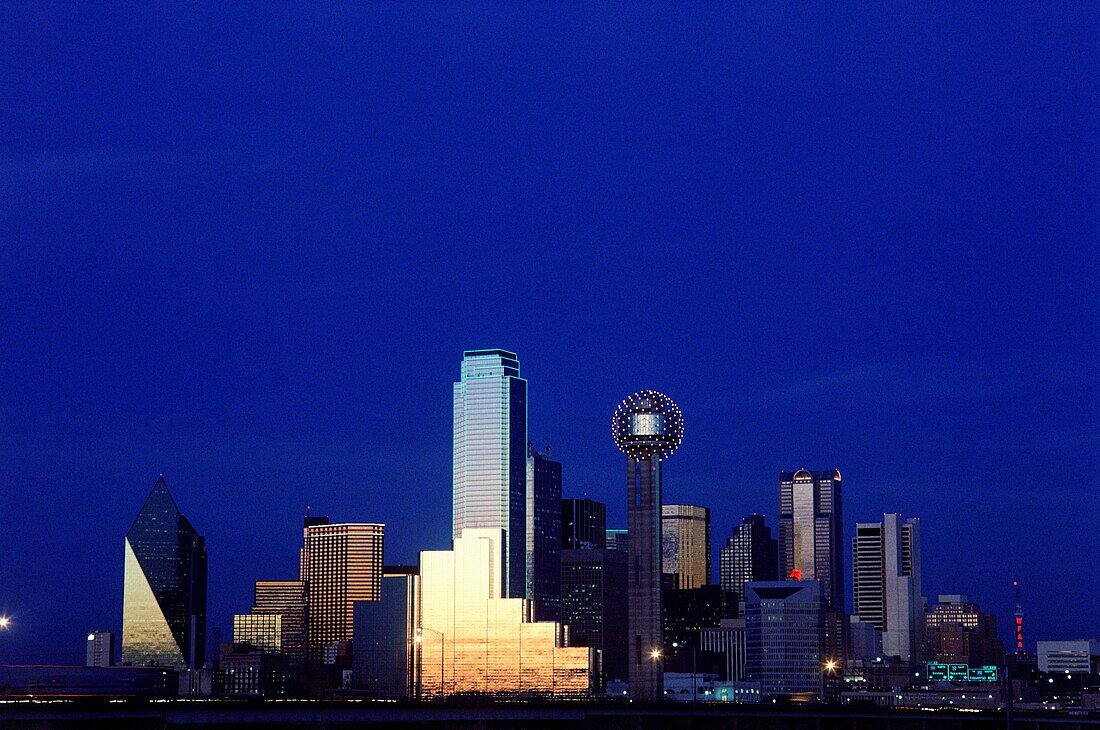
[662,504,711,589]
[418,528,594,697]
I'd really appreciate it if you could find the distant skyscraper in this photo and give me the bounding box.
[662,504,711,589]
[419,528,594,696]
[744,581,824,699]
[526,444,562,621]
[605,528,628,553]
[85,631,114,668]
[852,514,923,661]
[925,594,1004,665]
[354,567,420,698]
[452,349,527,598]
[778,469,844,612]
[251,580,307,668]
[719,514,778,606]
[561,547,628,686]
[122,476,207,670]
[700,618,747,682]
[612,390,684,702]
[562,498,607,549]
[300,521,384,664]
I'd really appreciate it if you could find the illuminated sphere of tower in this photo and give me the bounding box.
[611,389,684,460]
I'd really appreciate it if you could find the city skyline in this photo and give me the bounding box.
[3,2,1095,672]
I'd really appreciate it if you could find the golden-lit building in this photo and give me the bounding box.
[662,504,711,589]
[233,613,281,652]
[418,528,595,697]
[300,520,384,663]
[251,580,307,667]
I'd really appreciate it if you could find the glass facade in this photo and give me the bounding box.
[778,469,844,611]
[526,444,561,621]
[233,613,282,653]
[661,504,711,589]
[122,476,207,670]
[561,547,628,685]
[453,349,527,598]
[419,528,593,697]
[719,514,778,606]
[354,571,419,697]
[562,498,607,549]
[744,581,824,698]
[251,580,307,668]
[852,514,922,661]
[301,523,384,664]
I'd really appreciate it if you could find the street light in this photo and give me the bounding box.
[415,627,445,700]
[0,616,10,630]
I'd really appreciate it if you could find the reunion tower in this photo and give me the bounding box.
[612,389,684,702]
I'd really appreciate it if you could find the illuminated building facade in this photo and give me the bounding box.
[612,390,684,702]
[720,514,778,607]
[526,444,562,621]
[233,613,281,652]
[561,547,628,685]
[251,580,307,668]
[300,522,384,663]
[419,528,594,697]
[778,469,844,611]
[562,498,607,549]
[924,595,1004,665]
[122,476,207,670]
[453,349,528,598]
[852,514,923,661]
[662,504,711,589]
[744,581,824,699]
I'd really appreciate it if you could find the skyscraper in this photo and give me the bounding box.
[419,528,594,696]
[662,504,711,589]
[251,580,307,668]
[612,390,684,702]
[561,547,628,686]
[778,469,844,611]
[354,567,420,698]
[300,521,384,663]
[452,349,527,598]
[526,444,562,621]
[122,476,207,670]
[924,595,1004,665]
[852,514,923,661]
[720,514,778,607]
[744,581,824,699]
[562,498,607,549]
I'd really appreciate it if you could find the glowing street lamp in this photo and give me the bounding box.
[650,648,662,661]
[0,616,10,630]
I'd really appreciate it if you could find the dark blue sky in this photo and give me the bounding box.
[2,3,1097,663]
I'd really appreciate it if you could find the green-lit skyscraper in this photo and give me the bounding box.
[122,476,207,670]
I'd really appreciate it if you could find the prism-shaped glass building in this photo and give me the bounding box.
[122,476,207,669]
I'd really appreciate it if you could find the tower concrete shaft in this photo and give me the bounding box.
[627,456,663,701]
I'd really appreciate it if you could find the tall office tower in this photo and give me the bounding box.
[662,504,711,589]
[744,581,825,699]
[419,528,595,697]
[251,580,308,668]
[122,476,207,670]
[562,498,607,549]
[612,390,684,702]
[700,618,747,682]
[925,595,1004,665]
[778,469,844,611]
[353,567,420,698]
[852,514,923,661]
[561,547,628,686]
[526,444,562,621]
[300,522,384,663]
[452,349,528,598]
[85,631,114,668]
[605,528,628,553]
[719,514,778,606]
[663,585,735,651]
